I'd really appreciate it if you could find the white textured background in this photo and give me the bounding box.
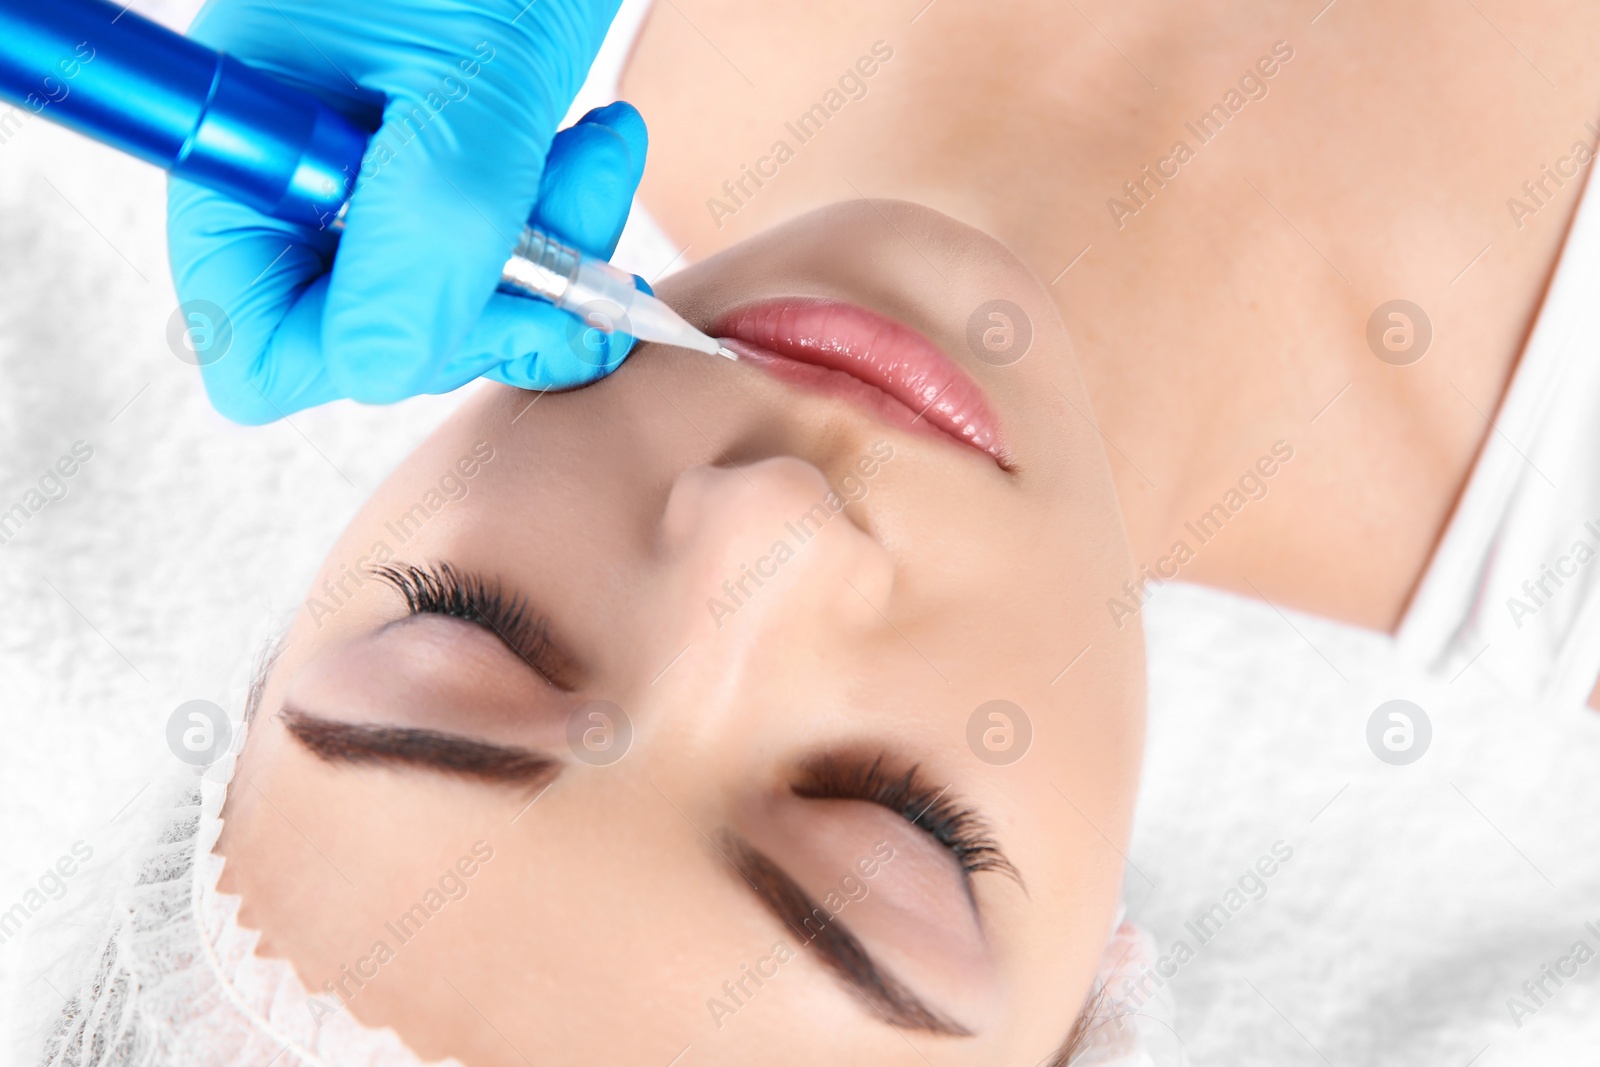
[1131,582,1600,1066]
[0,0,469,979]
[1,3,1598,1066]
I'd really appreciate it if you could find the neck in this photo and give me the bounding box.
[627,0,1600,629]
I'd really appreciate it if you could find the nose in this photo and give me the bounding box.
[584,457,895,791]
[655,457,895,652]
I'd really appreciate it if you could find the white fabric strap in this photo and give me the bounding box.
[1399,156,1600,706]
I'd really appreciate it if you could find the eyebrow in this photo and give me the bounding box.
[722,832,972,1037]
[281,708,561,788]
[278,710,977,1038]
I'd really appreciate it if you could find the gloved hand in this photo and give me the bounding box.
[167,0,646,424]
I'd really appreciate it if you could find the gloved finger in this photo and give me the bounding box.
[177,2,629,408]
[320,29,617,404]
[481,269,659,390]
[396,108,645,393]
[592,101,649,186]
[174,106,644,410]
[320,94,542,401]
[168,178,344,424]
[531,101,648,259]
[444,290,633,394]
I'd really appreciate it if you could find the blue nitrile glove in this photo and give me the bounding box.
[166,0,647,425]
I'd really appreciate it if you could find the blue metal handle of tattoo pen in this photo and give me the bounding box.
[0,0,733,358]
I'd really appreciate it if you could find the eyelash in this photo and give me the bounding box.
[369,561,568,687]
[793,754,1020,884]
[368,566,1008,883]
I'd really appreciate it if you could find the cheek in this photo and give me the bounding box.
[219,734,511,990]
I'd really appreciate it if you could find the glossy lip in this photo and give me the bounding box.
[711,298,1012,469]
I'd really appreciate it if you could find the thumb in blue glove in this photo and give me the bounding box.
[166,0,646,424]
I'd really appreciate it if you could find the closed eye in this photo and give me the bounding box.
[369,560,581,690]
[791,753,1022,889]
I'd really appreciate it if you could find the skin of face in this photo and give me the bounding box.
[216,199,1146,1066]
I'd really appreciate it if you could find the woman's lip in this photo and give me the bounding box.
[711,298,1011,468]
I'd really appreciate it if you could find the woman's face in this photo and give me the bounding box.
[219,199,1145,1066]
